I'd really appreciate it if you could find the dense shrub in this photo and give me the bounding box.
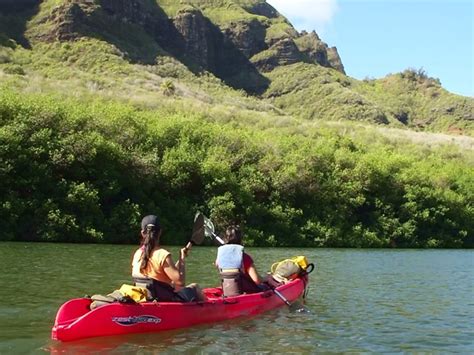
[0,90,472,247]
[2,63,25,75]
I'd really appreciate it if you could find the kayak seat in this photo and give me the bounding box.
[220,269,242,297]
[133,277,198,302]
[133,277,178,302]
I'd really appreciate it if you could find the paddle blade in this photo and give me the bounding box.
[199,213,225,245]
[191,212,205,245]
[203,215,215,238]
[290,301,311,314]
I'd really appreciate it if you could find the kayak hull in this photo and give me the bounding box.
[52,276,307,342]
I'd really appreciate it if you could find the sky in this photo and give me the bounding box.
[266,0,473,97]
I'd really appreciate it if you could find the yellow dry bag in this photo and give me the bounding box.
[118,284,149,303]
[270,256,312,282]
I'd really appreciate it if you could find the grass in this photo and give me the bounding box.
[265,21,297,42]
[2,37,472,143]
[352,72,474,134]
[0,0,472,137]
[264,63,473,135]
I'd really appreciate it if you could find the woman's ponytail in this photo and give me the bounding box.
[140,226,160,272]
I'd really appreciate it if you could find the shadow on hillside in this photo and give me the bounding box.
[0,0,40,49]
[165,14,269,95]
[75,0,269,95]
[203,16,270,95]
[71,0,172,65]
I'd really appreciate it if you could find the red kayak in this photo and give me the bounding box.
[51,276,308,342]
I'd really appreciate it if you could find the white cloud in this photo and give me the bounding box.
[266,0,339,34]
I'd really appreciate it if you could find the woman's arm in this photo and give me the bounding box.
[162,248,186,288]
[247,263,262,285]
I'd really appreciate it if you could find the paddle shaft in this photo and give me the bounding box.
[184,241,193,251]
[209,231,225,245]
[272,287,292,306]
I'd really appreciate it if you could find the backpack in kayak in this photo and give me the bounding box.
[89,289,136,310]
[270,256,314,283]
[118,284,148,303]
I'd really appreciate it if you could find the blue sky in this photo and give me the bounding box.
[267,0,473,97]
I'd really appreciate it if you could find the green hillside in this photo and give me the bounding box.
[0,0,473,247]
[264,64,473,134]
[1,0,471,132]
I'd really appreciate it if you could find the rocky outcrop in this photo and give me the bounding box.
[33,0,173,47]
[36,1,86,42]
[295,31,345,74]
[252,38,302,72]
[295,31,329,66]
[173,8,217,70]
[22,0,344,91]
[223,19,267,58]
[271,37,302,65]
[244,1,279,18]
[100,0,159,24]
[219,22,344,74]
[97,0,174,48]
[327,46,345,74]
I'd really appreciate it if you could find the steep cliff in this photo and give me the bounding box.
[8,0,343,93]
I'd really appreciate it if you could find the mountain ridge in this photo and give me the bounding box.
[0,0,472,134]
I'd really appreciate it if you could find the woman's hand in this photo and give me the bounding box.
[180,247,188,260]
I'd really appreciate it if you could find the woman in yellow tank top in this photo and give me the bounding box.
[132,215,205,302]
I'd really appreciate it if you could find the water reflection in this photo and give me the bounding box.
[45,310,314,353]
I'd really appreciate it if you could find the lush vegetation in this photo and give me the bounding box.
[1,89,472,247]
[0,0,472,248]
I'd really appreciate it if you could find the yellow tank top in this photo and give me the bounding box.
[132,247,172,284]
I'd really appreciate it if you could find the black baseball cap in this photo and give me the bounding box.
[141,215,160,231]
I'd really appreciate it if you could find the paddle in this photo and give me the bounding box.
[197,212,307,311]
[184,212,206,252]
[197,212,225,245]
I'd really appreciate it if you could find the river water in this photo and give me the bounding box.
[0,242,472,353]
